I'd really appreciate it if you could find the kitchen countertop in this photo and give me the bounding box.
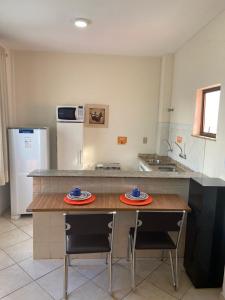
[28,153,202,179]
[28,168,201,179]
[191,177,225,187]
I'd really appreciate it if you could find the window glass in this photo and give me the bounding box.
[202,88,220,137]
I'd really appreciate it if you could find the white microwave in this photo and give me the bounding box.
[56,106,84,122]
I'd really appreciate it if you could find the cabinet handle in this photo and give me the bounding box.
[79,150,82,165]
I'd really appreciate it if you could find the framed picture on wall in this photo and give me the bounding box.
[85,104,109,128]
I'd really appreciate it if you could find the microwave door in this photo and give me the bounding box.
[66,107,76,120]
[74,107,77,121]
[58,107,76,121]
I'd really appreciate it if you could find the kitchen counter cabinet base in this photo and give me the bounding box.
[30,176,190,259]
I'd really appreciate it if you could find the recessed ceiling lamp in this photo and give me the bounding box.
[74,18,91,28]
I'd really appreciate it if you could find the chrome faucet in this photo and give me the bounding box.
[163,139,173,152]
[175,142,187,159]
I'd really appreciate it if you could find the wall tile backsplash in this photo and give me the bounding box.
[156,121,206,173]
[168,122,206,173]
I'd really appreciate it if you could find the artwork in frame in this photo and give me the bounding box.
[85,104,109,128]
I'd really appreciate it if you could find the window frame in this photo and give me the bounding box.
[200,86,221,139]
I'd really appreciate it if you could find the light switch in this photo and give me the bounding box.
[143,137,148,144]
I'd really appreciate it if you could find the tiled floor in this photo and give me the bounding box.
[0,212,222,300]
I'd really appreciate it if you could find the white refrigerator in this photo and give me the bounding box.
[57,122,84,170]
[8,128,49,219]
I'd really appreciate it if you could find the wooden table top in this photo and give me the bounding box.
[27,193,190,212]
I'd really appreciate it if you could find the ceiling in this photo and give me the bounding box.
[0,0,225,56]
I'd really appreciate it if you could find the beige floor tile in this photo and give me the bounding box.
[37,266,88,300]
[2,210,11,220]
[71,258,107,279]
[164,257,185,272]
[123,280,177,300]
[93,263,142,300]
[0,228,30,249]
[19,257,63,279]
[0,264,32,298]
[68,281,113,299]
[147,263,192,299]
[0,249,15,270]
[4,238,33,262]
[1,281,53,300]
[0,218,16,235]
[118,258,162,279]
[182,286,221,300]
[20,224,33,237]
[10,215,33,228]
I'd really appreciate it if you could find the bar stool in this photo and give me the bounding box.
[127,210,186,290]
[63,212,116,299]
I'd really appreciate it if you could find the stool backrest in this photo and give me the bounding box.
[133,210,186,250]
[64,213,115,236]
[137,211,183,232]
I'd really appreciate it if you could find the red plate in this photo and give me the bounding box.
[64,194,96,205]
[120,194,153,206]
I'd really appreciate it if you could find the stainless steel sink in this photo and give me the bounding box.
[147,159,161,165]
[159,163,176,166]
[157,164,184,172]
[141,157,185,172]
[147,160,177,167]
[158,166,177,172]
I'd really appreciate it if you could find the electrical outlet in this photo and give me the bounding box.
[143,137,148,144]
[176,136,183,143]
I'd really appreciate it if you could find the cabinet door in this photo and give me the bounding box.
[57,123,84,170]
[184,203,202,269]
[184,180,205,285]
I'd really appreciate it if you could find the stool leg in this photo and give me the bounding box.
[108,252,112,294]
[175,249,179,289]
[127,235,131,261]
[132,250,136,290]
[68,254,71,266]
[169,250,176,290]
[161,249,165,261]
[64,255,68,299]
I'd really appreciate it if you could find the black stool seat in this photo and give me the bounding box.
[129,228,176,250]
[66,234,111,254]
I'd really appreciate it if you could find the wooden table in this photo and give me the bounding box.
[27,193,190,212]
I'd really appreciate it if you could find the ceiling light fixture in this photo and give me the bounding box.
[74,18,91,28]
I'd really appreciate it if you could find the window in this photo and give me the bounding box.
[193,85,221,139]
[200,86,221,138]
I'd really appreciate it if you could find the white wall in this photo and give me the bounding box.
[169,10,225,177]
[12,51,161,169]
[168,10,225,297]
[156,54,174,155]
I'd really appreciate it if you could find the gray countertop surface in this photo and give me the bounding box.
[28,168,202,179]
[28,154,204,179]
